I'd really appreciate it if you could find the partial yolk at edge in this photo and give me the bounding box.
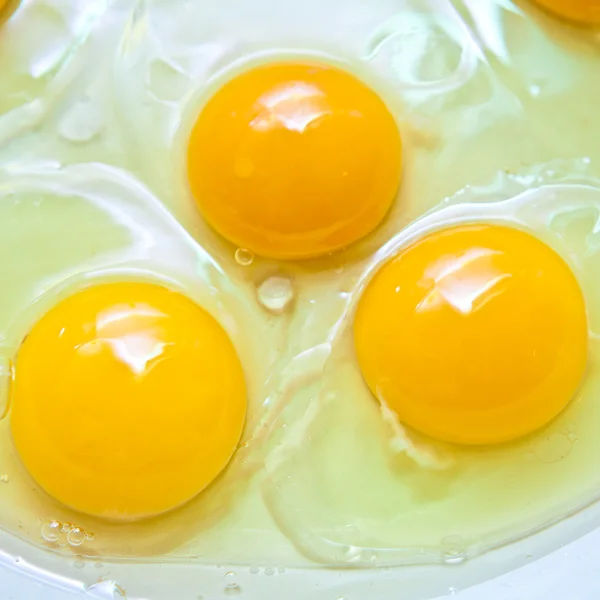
[532,0,600,24]
[354,224,588,446]
[10,283,247,520]
[187,62,402,260]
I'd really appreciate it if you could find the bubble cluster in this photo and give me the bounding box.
[40,520,94,547]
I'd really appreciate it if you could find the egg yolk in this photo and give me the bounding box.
[354,224,588,446]
[532,0,600,24]
[187,62,402,260]
[10,282,247,520]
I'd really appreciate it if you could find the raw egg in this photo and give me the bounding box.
[187,61,402,260]
[354,223,588,445]
[10,282,247,520]
[532,0,600,24]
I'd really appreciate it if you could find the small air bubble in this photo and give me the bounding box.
[235,248,254,266]
[57,97,103,143]
[249,566,259,574]
[85,531,95,541]
[224,572,237,587]
[73,556,86,569]
[61,523,72,533]
[257,276,294,314]
[264,567,275,576]
[277,566,285,574]
[67,527,86,547]
[441,534,466,564]
[41,520,62,543]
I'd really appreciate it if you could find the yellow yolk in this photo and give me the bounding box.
[532,0,600,24]
[354,224,588,446]
[10,282,247,520]
[187,62,402,260]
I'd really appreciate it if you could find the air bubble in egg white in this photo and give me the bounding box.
[249,566,259,575]
[57,96,103,143]
[257,276,294,314]
[224,572,237,587]
[67,527,86,546]
[73,555,86,569]
[61,522,72,533]
[441,534,466,564]
[41,520,61,543]
[264,567,275,576]
[234,248,254,266]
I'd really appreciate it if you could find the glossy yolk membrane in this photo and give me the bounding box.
[187,62,402,260]
[10,282,247,520]
[354,224,588,446]
[533,0,600,24]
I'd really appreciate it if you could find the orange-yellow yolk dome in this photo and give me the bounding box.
[354,224,588,446]
[10,282,247,520]
[187,61,402,260]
